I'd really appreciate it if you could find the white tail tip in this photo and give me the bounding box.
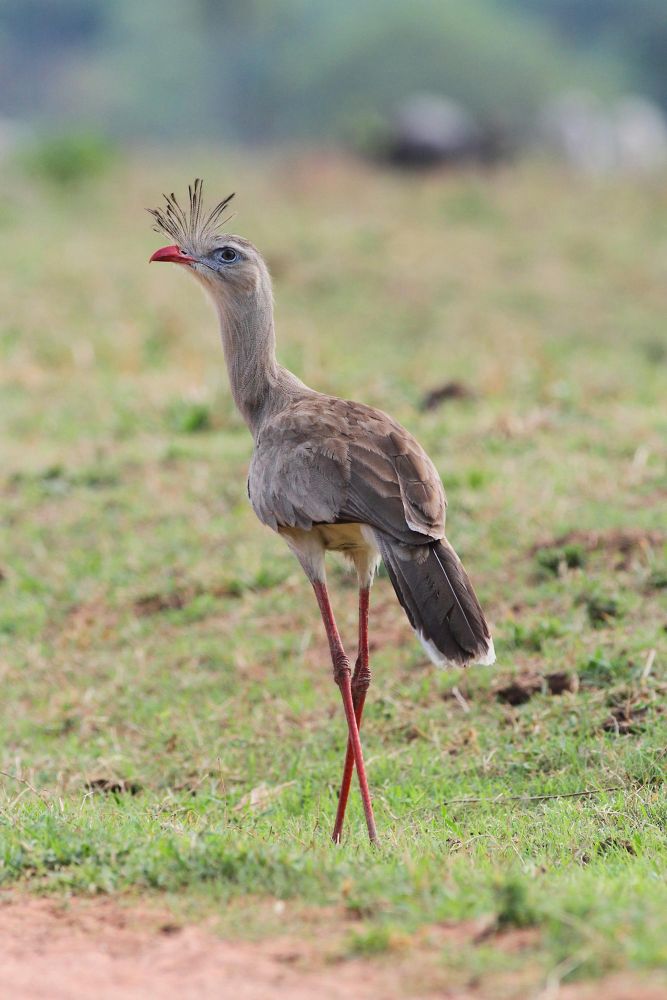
[417,632,496,668]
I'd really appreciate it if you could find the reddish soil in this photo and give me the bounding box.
[0,895,665,1000]
[0,895,444,1000]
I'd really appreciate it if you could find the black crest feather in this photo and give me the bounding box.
[148,179,235,247]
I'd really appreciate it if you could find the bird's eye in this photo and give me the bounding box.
[217,246,238,263]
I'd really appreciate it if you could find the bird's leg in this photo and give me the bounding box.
[332,585,371,843]
[311,580,378,844]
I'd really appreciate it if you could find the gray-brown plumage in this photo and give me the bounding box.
[248,395,493,667]
[149,180,494,843]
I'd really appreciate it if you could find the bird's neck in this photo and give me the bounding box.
[213,289,305,437]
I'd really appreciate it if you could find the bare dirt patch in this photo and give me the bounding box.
[558,976,667,1000]
[84,776,142,795]
[529,528,664,569]
[58,598,119,649]
[0,894,443,1000]
[420,380,477,411]
[1,895,665,1000]
[495,670,579,706]
[132,581,242,616]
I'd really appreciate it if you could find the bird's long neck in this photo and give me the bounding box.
[211,278,306,437]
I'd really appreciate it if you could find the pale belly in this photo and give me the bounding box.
[316,522,375,552]
[278,522,380,584]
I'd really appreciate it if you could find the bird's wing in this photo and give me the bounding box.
[248,395,446,543]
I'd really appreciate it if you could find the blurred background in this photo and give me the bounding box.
[1,0,667,170]
[1,0,666,551]
[1,0,666,542]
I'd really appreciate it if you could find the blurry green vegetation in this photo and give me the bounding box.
[165,399,212,434]
[513,0,667,108]
[20,132,116,186]
[535,544,587,577]
[494,877,540,930]
[1,0,660,142]
[0,153,666,995]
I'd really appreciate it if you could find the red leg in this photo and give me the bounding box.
[312,581,378,844]
[332,586,371,843]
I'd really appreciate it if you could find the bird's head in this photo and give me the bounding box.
[148,180,269,304]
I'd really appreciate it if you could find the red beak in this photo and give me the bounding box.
[149,244,198,265]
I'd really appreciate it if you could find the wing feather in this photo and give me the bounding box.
[248,395,446,543]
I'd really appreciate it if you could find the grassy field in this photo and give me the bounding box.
[1,151,666,996]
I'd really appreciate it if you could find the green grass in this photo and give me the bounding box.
[1,153,666,994]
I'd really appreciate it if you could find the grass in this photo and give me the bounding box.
[1,152,666,994]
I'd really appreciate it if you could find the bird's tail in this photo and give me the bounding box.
[374,531,495,668]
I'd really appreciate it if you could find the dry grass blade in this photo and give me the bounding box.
[233,781,296,812]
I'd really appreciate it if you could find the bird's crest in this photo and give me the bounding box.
[148,179,235,248]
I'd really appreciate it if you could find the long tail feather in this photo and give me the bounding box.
[375,531,495,667]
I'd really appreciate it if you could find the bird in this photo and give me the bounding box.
[148,180,495,844]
